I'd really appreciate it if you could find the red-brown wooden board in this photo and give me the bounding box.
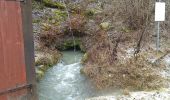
[0,0,36,100]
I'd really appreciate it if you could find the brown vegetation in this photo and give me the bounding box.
[39,14,87,51]
[82,53,166,90]
[34,0,170,89]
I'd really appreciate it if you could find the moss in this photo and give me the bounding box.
[43,0,65,9]
[54,10,67,22]
[32,0,45,10]
[45,10,67,25]
[33,19,41,23]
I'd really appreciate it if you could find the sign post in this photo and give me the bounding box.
[155,0,165,52]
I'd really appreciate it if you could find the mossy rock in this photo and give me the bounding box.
[36,70,45,81]
[43,0,65,9]
[81,53,89,64]
[35,52,61,81]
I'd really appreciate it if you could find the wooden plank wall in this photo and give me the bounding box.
[0,1,34,100]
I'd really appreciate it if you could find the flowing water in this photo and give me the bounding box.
[37,51,119,100]
[37,51,170,100]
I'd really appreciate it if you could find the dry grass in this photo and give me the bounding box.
[39,25,64,49]
[116,0,154,30]
[35,47,62,66]
[82,53,167,90]
[64,14,87,37]
[39,14,87,49]
[81,29,166,90]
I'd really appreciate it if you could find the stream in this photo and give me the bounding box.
[37,51,119,100]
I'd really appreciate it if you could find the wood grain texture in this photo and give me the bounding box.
[0,1,28,99]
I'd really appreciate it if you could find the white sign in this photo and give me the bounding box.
[155,2,165,21]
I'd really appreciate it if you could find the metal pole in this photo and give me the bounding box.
[156,21,160,52]
[156,0,161,52]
